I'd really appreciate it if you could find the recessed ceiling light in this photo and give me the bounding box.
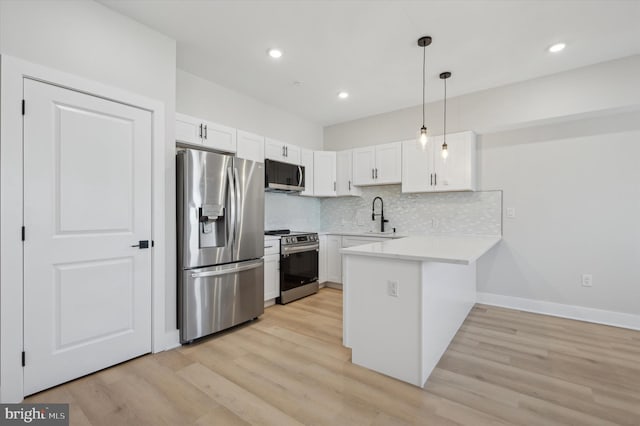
[337,91,349,99]
[267,48,283,59]
[548,43,566,53]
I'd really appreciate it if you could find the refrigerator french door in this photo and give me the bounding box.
[177,149,264,343]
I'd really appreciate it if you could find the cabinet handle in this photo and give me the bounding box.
[371,169,375,179]
[430,173,433,185]
[348,180,351,190]
[334,181,336,191]
[434,173,437,186]
[375,168,378,179]
[285,146,288,157]
[204,125,207,139]
[199,123,203,139]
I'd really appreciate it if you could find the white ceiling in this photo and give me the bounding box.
[100,0,640,126]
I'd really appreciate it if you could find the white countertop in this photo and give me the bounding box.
[319,231,407,239]
[340,235,501,265]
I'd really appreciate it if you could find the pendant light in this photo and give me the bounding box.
[439,71,451,159]
[417,36,432,148]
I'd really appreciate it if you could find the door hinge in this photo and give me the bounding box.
[21,99,25,115]
[22,351,25,367]
[21,226,25,241]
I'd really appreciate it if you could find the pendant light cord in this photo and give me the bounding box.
[422,45,426,127]
[443,76,447,143]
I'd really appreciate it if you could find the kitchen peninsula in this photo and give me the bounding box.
[341,235,501,387]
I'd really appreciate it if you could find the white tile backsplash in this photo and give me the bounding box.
[265,192,321,232]
[320,185,502,236]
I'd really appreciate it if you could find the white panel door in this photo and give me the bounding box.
[264,138,286,162]
[402,139,433,193]
[284,143,301,165]
[313,151,337,196]
[336,150,360,196]
[300,148,315,196]
[326,236,342,283]
[202,120,236,153]
[432,131,477,192]
[23,79,152,396]
[175,112,203,145]
[375,141,402,184]
[352,147,375,186]
[236,130,265,163]
[264,254,280,301]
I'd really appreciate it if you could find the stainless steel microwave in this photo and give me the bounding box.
[264,159,305,193]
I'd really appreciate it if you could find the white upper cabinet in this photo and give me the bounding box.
[175,113,236,153]
[352,141,402,186]
[336,150,361,196]
[236,130,265,163]
[352,147,376,185]
[300,148,314,196]
[313,151,337,197]
[402,131,476,193]
[265,138,301,165]
[374,142,402,184]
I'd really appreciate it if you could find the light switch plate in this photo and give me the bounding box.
[506,207,516,218]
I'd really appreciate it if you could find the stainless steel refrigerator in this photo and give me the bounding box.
[177,148,264,343]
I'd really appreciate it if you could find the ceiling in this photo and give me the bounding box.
[100,0,640,126]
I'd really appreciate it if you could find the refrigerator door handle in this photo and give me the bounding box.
[227,167,236,248]
[233,167,241,246]
[190,260,263,278]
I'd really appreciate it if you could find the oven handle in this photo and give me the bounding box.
[282,243,320,256]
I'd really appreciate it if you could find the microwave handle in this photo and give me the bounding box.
[297,165,303,188]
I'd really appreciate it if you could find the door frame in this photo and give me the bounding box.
[0,55,168,402]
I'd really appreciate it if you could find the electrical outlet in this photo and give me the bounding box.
[387,280,399,297]
[581,274,593,287]
[506,208,516,218]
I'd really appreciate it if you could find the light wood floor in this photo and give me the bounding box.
[27,288,640,425]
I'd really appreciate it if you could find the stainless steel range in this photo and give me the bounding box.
[265,230,319,304]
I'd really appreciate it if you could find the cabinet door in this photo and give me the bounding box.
[175,113,203,146]
[300,148,314,196]
[202,121,236,153]
[284,143,301,165]
[264,254,280,301]
[402,139,434,193]
[432,131,476,192]
[375,141,402,184]
[313,151,337,197]
[237,130,265,162]
[326,236,342,283]
[352,146,376,186]
[264,138,286,161]
[336,150,361,196]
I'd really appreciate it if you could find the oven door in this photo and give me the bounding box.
[280,244,319,292]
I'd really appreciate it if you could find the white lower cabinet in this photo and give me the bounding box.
[264,238,280,302]
[326,236,342,283]
[322,235,392,284]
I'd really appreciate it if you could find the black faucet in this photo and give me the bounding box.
[372,196,389,232]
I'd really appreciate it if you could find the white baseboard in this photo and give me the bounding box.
[325,282,343,290]
[476,292,640,331]
[159,330,181,351]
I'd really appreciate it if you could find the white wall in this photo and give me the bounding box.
[0,0,179,333]
[177,69,324,232]
[324,57,640,316]
[324,55,640,150]
[177,69,323,149]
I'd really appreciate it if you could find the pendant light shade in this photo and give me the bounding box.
[417,36,432,148]
[440,71,452,159]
